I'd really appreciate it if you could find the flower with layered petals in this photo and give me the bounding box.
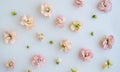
[79,48,94,61]
[60,39,72,52]
[100,35,114,49]
[97,0,112,13]
[70,21,83,32]
[40,2,52,17]
[3,31,17,44]
[32,54,45,67]
[21,16,35,30]
[6,60,15,69]
[55,16,65,28]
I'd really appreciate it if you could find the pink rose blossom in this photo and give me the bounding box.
[21,16,35,30]
[55,16,65,28]
[32,54,45,67]
[79,48,94,62]
[97,0,112,13]
[6,60,15,69]
[3,31,17,44]
[60,39,72,52]
[40,2,52,18]
[74,0,84,8]
[100,35,114,49]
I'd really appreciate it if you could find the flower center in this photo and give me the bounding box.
[26,19,32,24]
[57,18,63,24]
[106,39,109,44]
[37,58,43,63]
[103,2,107,7]
[84,53,89,57]
[8,34,12,39]
[74,24,80,29]
[9,62,13,67]
[37,58,40,62]
[45,7,50,12]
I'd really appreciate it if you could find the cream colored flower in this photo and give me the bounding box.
[60,39,72,52]
[6,60,15,69]
[36,32,45,41]
[70,21,83,32]
[21,16,35,30]
[40,2,52,17]
[102,60,112,69]
[3,31,17,44]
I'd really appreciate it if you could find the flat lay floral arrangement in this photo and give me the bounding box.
[0,0,119,72]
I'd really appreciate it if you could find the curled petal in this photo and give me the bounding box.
[74,0,84,8]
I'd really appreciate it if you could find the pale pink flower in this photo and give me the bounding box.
[3,31,17,44]
[79,48,94,62]
[70,21,83,32]
[100,35,114,49]
[60,40,72,52]
[40,2,52,18]
[36,32,45,41]
[74,0,84,8]
[32,54,45,67]
[6,60,15,69]
[55,16,65,28]
[21,16,35,30]
[97,0,112,13]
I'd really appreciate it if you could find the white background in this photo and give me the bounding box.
[0,0,120,72]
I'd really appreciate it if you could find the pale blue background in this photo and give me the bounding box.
[0,0,120,72]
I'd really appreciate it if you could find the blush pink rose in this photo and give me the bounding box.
[97,0,112,13]
[79,48,94,62]
[55,16,65,28]
[100,35,114,49]
[32,54,45,67]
